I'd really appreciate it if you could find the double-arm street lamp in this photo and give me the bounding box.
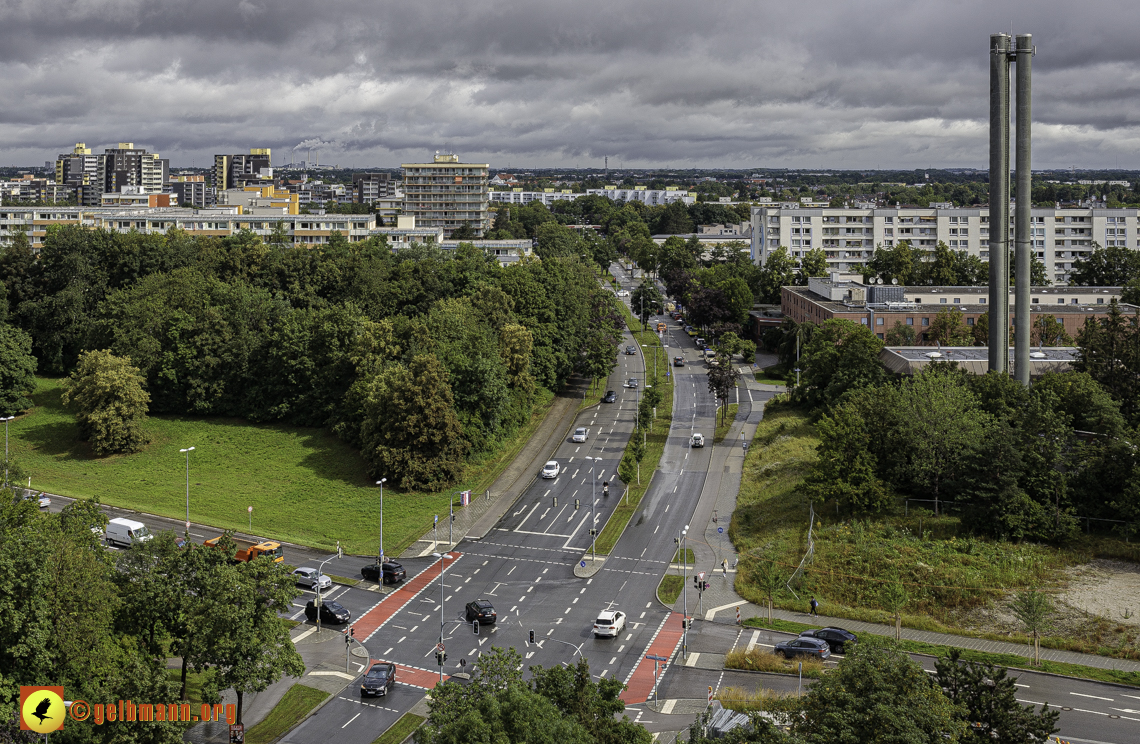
[430,551,456,681]
[585,456,602,559]
[179,447,195,535]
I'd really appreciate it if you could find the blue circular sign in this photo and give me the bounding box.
[580,560,587,567]
[717,527,724,534]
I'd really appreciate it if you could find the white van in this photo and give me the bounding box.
[105,518,153,548]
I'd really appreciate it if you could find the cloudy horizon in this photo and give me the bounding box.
[3,0,1140,170]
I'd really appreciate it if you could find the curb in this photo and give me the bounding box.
[573,556,606,578]
[264,680,349,744]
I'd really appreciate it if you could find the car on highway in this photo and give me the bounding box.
[360,661,395,697]
[572,427,589,443]
[602,390,617,404]
[292,567,333,591]
[465,599,497,624]
[592,610,627,638]
[624,345,637,355]
[774,637,831,659]
[617,290,630,297]
[673,356,685,367]
[19,492,51,508]
[799,627,857,654]
[690,433,705,448]
[361,560,406,584]
[304,599,351,625]
[541,461,561,479]
[627,378,639,388]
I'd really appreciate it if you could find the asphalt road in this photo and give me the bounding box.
[40,262,1140,744]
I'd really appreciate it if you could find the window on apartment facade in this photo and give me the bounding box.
[953,298,960,303]
[1071,298,1079,304]
[1032,298,1039,303]
[1058,298,1065,304]
[966,318,974,326]
[940,298,947,304]
[877,333,884,339]
[876,317,884,325]
[1098,298,1105,304]
[921,318,930,326]
[861,318,868,325]
[906,318,914,325]
[980,298,986,304]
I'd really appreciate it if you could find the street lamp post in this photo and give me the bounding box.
[431,551,454,681]
[375,478,387,560]
[586,457,601,559]
[313,551,340,635]
[682,524,689,659]
[1,415,13,487]
[179,447,195,535]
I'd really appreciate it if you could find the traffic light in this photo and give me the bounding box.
[703,581,710,591]
[529,630,535,644]
[435,650,447,666]
[589,529,596,537]
[575,498,580,510]
[473,620,480,635]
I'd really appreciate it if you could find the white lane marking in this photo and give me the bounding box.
[508,566,516,575]
[342,712,362,729]
[1070,692,1114,701]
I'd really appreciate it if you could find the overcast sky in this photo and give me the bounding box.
[3,0,1140,170]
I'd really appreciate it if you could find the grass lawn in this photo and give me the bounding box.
[8,378,554,555]
[657,574,683,604]
[753,369,788,386]
[724,648,825,677]
[165,668,209,706]
[731,407,1140,662]
[371,713,424,744]
[244,684,328,744]
[672,547,695,564]
[714,404,739,443]
[594,303,673,554]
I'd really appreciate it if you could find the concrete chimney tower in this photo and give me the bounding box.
[988,33,1011,374]
[1013,34,1034,386]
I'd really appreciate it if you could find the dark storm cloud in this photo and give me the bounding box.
[2,0,1140,168]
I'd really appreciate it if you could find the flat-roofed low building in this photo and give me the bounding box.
[782,275,1131,343]
[586,186,695,206]
[370,215,442,246]
[880,346,1079,378]
[489,188,580,206]
[438,238,533,265]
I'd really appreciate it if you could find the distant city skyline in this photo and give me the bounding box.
[2,1,1140,170]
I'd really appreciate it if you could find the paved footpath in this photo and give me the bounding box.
[672,368,1140,676]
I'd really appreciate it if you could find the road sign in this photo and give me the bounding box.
[698,571,705,580]
[717,527,724,534]
[248,506,252,513]
[185,520,191,530]
[645,654,667,662]
[580,560,587,568]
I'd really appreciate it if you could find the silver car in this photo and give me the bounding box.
[572,427,589,443]
[541,461,561,479]
[293,567,332,591]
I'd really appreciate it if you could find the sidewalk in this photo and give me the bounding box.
[671,373,1140,675]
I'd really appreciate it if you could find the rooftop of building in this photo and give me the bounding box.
[880,346,1079,376]
[783,284,1134,315]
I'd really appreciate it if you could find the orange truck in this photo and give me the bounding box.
[204,535,284,563]
[656,322,667,333]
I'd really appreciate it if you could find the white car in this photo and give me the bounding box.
[593,610,627,638]
[690,433,705,448]
[293,567,333,591]
[541,461,561,479]
[617,290,630,297]
[572,427,589,443]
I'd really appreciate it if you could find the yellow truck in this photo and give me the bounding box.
[656,322,667,333]
[204,535,284,563]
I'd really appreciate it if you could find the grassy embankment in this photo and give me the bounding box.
[724,648,826,677]
[731,407,1140,663]
[370,713,425,744]
[8,378,554,556]
[244,684,329,744]
[593,302,674,554]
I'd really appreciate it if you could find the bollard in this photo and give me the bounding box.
[736,606,741,625]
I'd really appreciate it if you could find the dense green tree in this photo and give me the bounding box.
[925,308,974,346]
[718,276,754,325]
[864,241,915,286]
[793,638,967,744]
[1068,243,1140,286]
[1073,299,1140,426]
[360,353,469,490]
[884,320,917,346]
[530,659,651,744]
[755,247,797,304]
[796,248,829,284]
[805,399,889,514]
[1031,314,1071,346]
[792,319,885,412]
[0,323,36,416]
[655,200,695,234]
[536,222,582,259]
[936,649,1059,743]
[630,281,663,330]
[61,349,151,455]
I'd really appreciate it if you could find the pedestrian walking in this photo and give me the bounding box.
[809,596,819,616]
[721,559,728,578]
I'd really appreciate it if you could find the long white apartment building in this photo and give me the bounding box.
[751,203,1139,284]
[489,188,581,206]
[586,186,696,206]
[0,206,376,247]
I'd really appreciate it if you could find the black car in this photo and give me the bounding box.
[624,346,637,355]
[673,356,685,367]
[799,627,857,654]
[773,637,831,659]
[360,661,395,697]
[465,600,497,624]
[602,390,617,404]
[304,600,351,625]
[361,561,406,584]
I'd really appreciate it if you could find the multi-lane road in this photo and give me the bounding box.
[42,264,1140,744]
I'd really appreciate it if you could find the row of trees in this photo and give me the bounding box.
[0,226,623,489]
[0,496,301,743]
[784,308,1140,541]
